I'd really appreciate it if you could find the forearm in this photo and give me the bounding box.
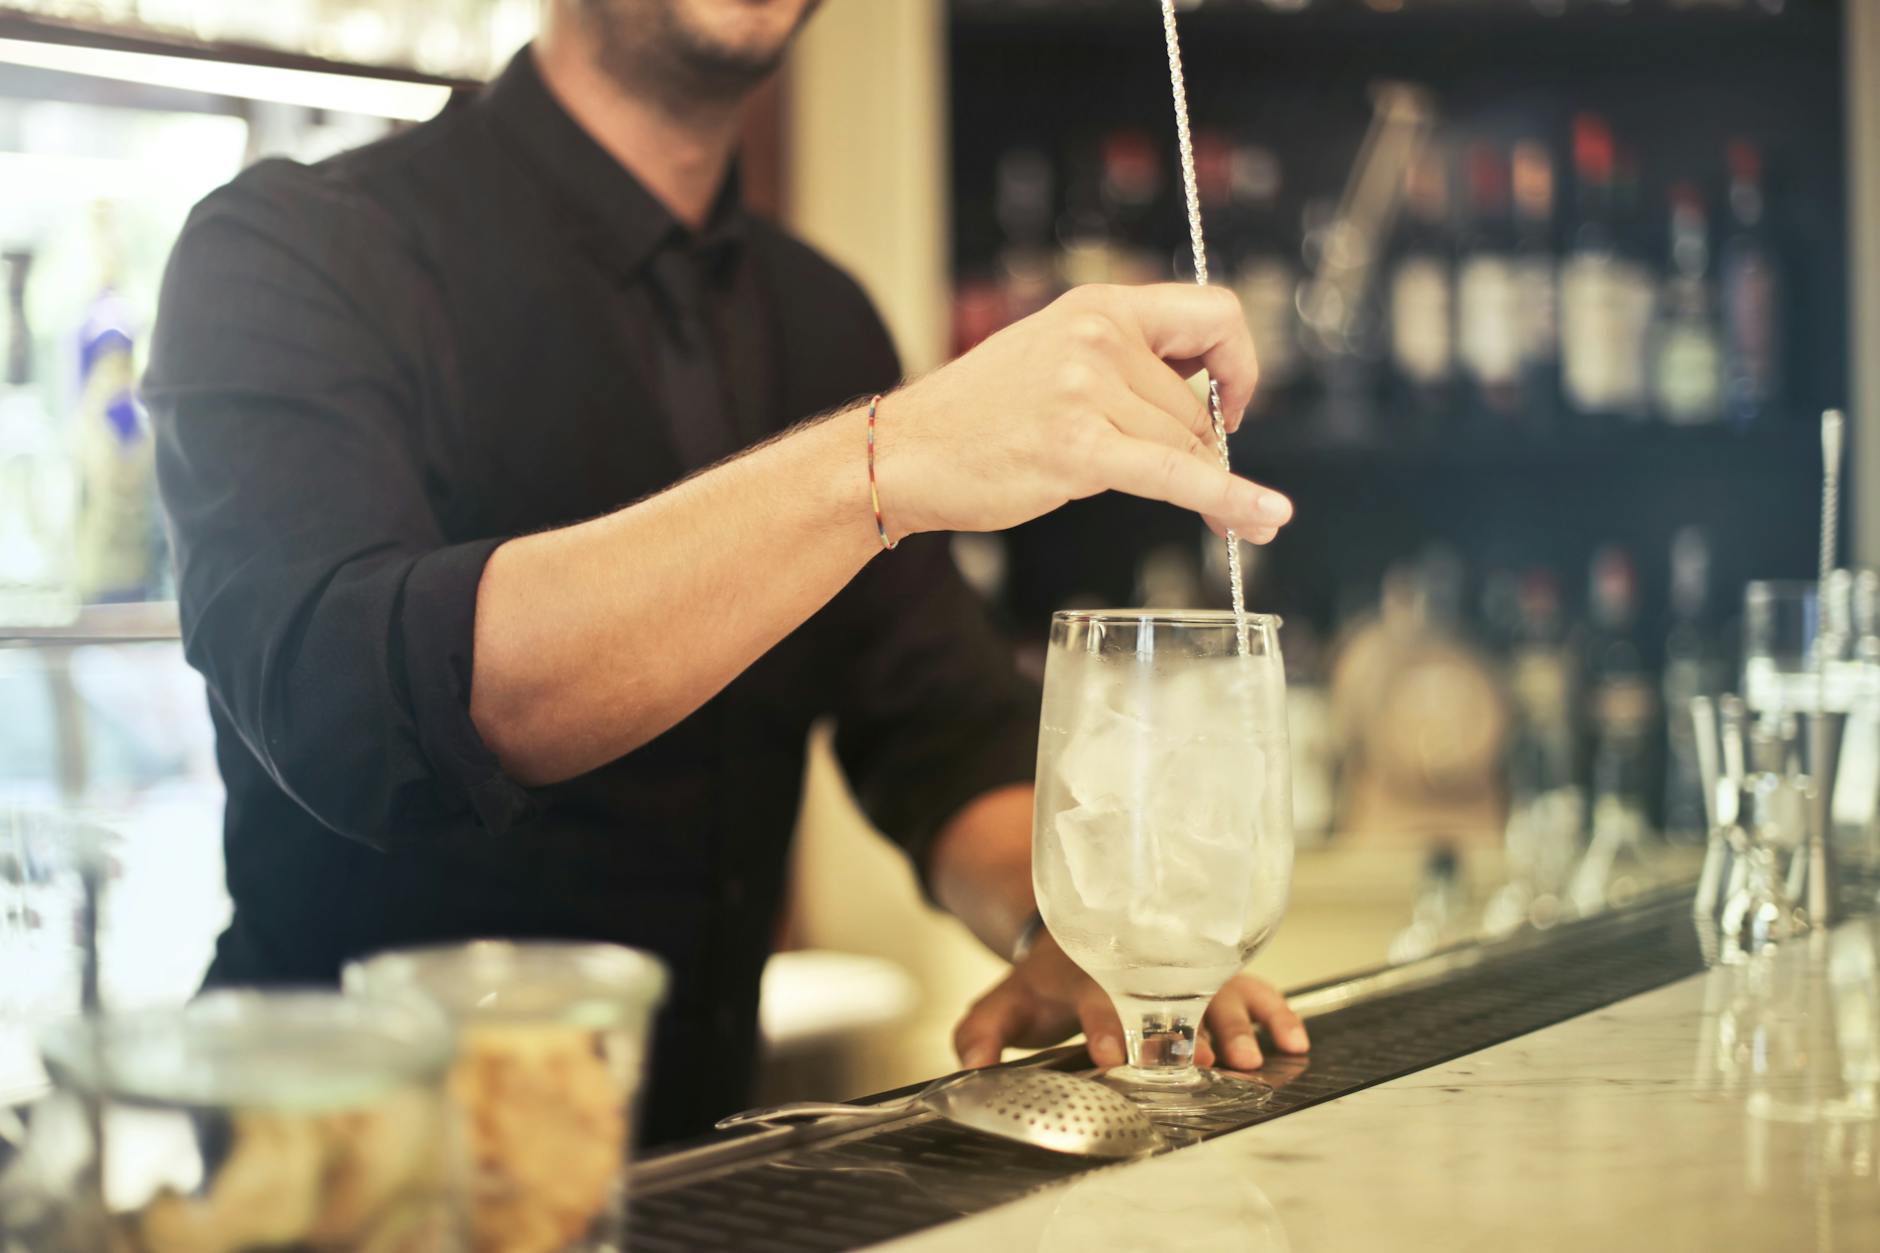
[470,282,1293,788]
[469,405,880,785]
[928,784,1039,959]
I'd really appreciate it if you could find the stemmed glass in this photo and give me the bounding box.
[1033,610,1294,1117]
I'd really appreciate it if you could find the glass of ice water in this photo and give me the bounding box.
[1033,610,1293,1116]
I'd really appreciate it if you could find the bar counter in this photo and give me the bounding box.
[626,899,1880,1252]
[880,918,1880,1252]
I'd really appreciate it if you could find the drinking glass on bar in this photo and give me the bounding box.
[345,940,666,1253]
[1743,578,1854,717]
[1033,609,1293,1117]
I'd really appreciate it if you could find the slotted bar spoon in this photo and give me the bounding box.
[715,1068,1164,1159]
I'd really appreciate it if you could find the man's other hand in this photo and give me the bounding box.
[950,931,1309,1072]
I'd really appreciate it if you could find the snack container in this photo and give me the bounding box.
[18,990,463,1253]
[344,940,667,1253]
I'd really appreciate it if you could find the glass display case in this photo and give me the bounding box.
[0,2,504,1107]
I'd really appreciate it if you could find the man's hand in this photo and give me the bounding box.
[951,931,1309,1072]
[875,284,1293,544]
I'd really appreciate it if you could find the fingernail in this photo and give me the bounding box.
[1229,1039,1262,1070]
[1091,1035,1123,1067]
[1256,492,1292,523]
[964,1046,998,1068]
[1286,1026,1311,1051]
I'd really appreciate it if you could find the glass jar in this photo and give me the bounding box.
[345,940,667,1253]
[12,990,462,1252]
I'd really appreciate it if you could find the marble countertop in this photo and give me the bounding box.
[877,917,1880,1252]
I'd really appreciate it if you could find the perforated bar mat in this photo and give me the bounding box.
[625,894,1714,1252]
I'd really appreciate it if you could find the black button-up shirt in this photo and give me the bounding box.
[144,49,1039,1145]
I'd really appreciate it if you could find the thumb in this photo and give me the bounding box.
[954,983,1031,1069]
[1075,988,1127,1069]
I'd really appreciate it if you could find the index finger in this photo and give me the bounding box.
[1089,432,1293,536]
[1106,283,1260,424]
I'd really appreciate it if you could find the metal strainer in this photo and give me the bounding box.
[715,1068,1164,1159]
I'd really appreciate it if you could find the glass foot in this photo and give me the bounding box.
[1095,1065,1275,1119]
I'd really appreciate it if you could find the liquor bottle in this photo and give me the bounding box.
[1510,140,1560,429]
[994,146,1061,326]
[1479,567,1524,662]
[73,206,160,604]
[1583,547,1657,837]
[1560,116,1651,423]
[1719,139,1783,427]
[1386,144,1456,432]
[1226,143,1302,418]
[1330,557,1510,843]
[1456,142,1522,424]
[1650,182,1726,425]
[0,249,76,625]
[1611,144,1659,416]
[1507,568,1577,804]
[1661,527,1722,838]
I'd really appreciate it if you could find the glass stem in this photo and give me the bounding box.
[1116,997,1202,1083]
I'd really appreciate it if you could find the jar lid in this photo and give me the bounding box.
[344,940,668,1030]
[38,990,453,1112]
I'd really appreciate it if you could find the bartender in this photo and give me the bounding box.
[145,0,1307,1144]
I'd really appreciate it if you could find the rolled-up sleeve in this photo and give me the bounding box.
[145,164,533,850]
[831,536,1041,884]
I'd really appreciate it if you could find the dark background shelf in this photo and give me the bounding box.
[949,0,1847,648]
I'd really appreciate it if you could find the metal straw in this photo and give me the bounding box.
[1807,410,1845,926]
[1158,0,1248,655]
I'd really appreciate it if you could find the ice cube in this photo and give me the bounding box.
[1052,661,1275,943]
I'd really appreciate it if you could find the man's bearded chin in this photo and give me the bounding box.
[584,1,813,108]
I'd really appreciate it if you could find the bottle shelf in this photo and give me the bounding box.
[1232,414,1820,475]
[950,0,1833,43]
[0,10,482,92]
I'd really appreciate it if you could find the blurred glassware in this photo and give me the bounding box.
[1744,578,1856,717]
[1714,717,1805,964]
[1831,570,1880,892]
[1691,694,1729,931]
[345,940,667,1253]
[0,810,109,1108]
[1388,845,1463,964]
[1742,574,1872,919]
[4,991,462,1253]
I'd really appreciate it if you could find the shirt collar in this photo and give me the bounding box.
[478,46,748,283]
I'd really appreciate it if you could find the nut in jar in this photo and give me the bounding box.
[344,940,666,1253]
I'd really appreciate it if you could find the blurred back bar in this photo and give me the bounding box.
[945,0,1857,867]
